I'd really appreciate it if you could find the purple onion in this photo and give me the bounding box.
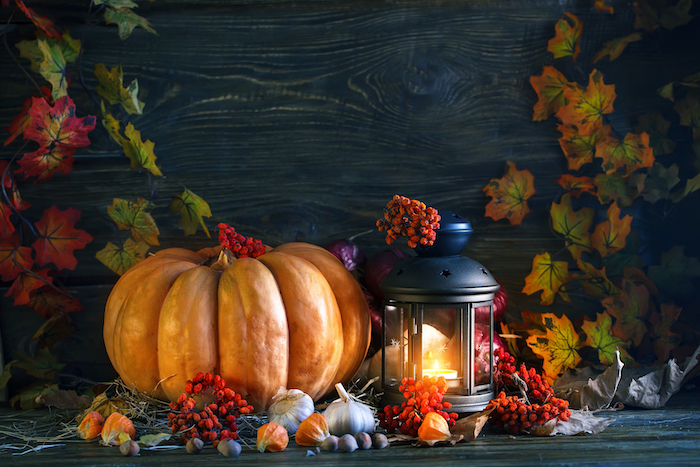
[325,239,367,272]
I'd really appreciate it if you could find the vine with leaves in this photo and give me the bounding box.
[1,0,213,407]
[483,0,700,383]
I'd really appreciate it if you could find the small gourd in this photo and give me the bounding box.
[76,411,104,440]
[323,383,375,435]
[267,387,315,434]
[417,411,451,442]
[257,421,289,452]
[295,412,330,446]
[101,412,135,446]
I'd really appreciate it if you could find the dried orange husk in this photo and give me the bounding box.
[295,412,330,446]
[257,421,289,452]
[101,412,135,446]
[76,411,104,440]
[417,411,451,444]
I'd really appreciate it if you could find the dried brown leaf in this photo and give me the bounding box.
[452,407,494,442]
[36,387,92,410]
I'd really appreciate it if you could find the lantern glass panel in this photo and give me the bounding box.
[474,303,493,388]
[421,307,461,388]
[382,304,406,390]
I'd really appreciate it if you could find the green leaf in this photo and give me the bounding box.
[37,39,69,100]
[0,361,16,391]
[94,63,145,115]
[13,348,65,380]
[108,198,160,245]
[16,30,81,74]
[138,433,172,447]
[169,187,212,237]
[581,312,634,365]
[104,6,157,40]
[96,238,151,275]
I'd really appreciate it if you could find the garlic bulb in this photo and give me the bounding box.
[323,383,375,435]
[267,387,315,434]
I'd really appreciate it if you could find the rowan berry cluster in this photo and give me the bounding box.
[378,376,458,437]
[486,391,570,434]
[488,348,570,434]
[217,223,266,258]
[376,195,441,248]
[166,372,254,447]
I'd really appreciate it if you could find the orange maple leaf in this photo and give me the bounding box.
[483,161,536,226]
[556,174,596,198]
[550,193,594,261]
[526,312,583,382]
[558,123,612,171]
[31,206,93,271]
[601,279,650,347]
[0,235,34,282]
[591,201,632,258]
[594,0,614,14]
[522,252,571,305]
[581,312,633,366]
[596,132,655,176]
[556,70,616,134]
[529,66,570,121]
[648,302,682,363]
[547,12,582,61]
[5,268,53,306]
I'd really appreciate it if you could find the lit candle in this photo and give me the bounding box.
[422,360,458,379]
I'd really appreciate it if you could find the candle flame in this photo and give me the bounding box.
[433,360,439,370]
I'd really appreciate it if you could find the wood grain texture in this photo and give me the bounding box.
[1,0,699,327]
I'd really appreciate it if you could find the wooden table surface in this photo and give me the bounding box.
[1,387,699,466]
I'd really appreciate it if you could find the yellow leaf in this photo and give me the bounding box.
[94,63,145,115]
[526,313,583,381]
[581,312,633,365]
[522,252,571,305]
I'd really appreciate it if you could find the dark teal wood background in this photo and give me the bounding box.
[1,1,699,395]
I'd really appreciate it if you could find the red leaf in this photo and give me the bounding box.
[15,146,77,183]
[29,286,84,319]
[4,87,53,147]
[32,206,93,271]
[5,268,53,306]
[0,235,34,281]
[1,161,31,211]
[24,96,96,150]
[15,1,62,38]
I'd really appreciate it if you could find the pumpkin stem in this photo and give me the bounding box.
[210,249,236,271]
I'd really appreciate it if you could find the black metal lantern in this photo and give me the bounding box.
[380,211,500,412]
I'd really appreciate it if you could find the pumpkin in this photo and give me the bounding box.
[103,241,370,410]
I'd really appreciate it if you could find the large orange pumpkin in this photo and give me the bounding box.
[103,242,370,410]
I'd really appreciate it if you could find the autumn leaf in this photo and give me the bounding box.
[31,312,78,349]
[526,313,583,381]
[581,312,633,366]
[592,33,642,64]
[16,1,62,38]
[623,265,659,296]
[29,287,84,319]
[483,161,536,226]
[4,95,34,147]
[1,162,31,212]
[100,101,127,146]
[108,198,160,245]
[13,347,65,380]
[547,13,582,61]
[96,238,150,276]
[648,302,682,362]
[103,5,157,40]
[122,123,162,176]
[94,63,145,115]
[633,0,694,31]
[594,0,614,14]
[558,123,612,171]
[16,30,81,75]
[596,132,655,176]
[591,201,632,258]
[628,162,680,203]
[633,111,676,156]
[550,193,594,261]
[0,202,14,237]
[37,39,69,101]
[507,309,550,335]
[601,279,650,346]
[522,252,571,305]
[673,90,700,141]
[169,187,213,237]
[32,205,93,271]
[18,95,96,182]
[593,172,638,208]
[556,70,616,134]
[0,235,33,281]
[575,259,619,299]
[556,174,596,198]
[6,268,53,306]
[529,66,570,121]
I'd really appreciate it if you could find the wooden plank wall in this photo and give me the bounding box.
[1,0,699,391]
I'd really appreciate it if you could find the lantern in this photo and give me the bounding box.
[380,211,499,412]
